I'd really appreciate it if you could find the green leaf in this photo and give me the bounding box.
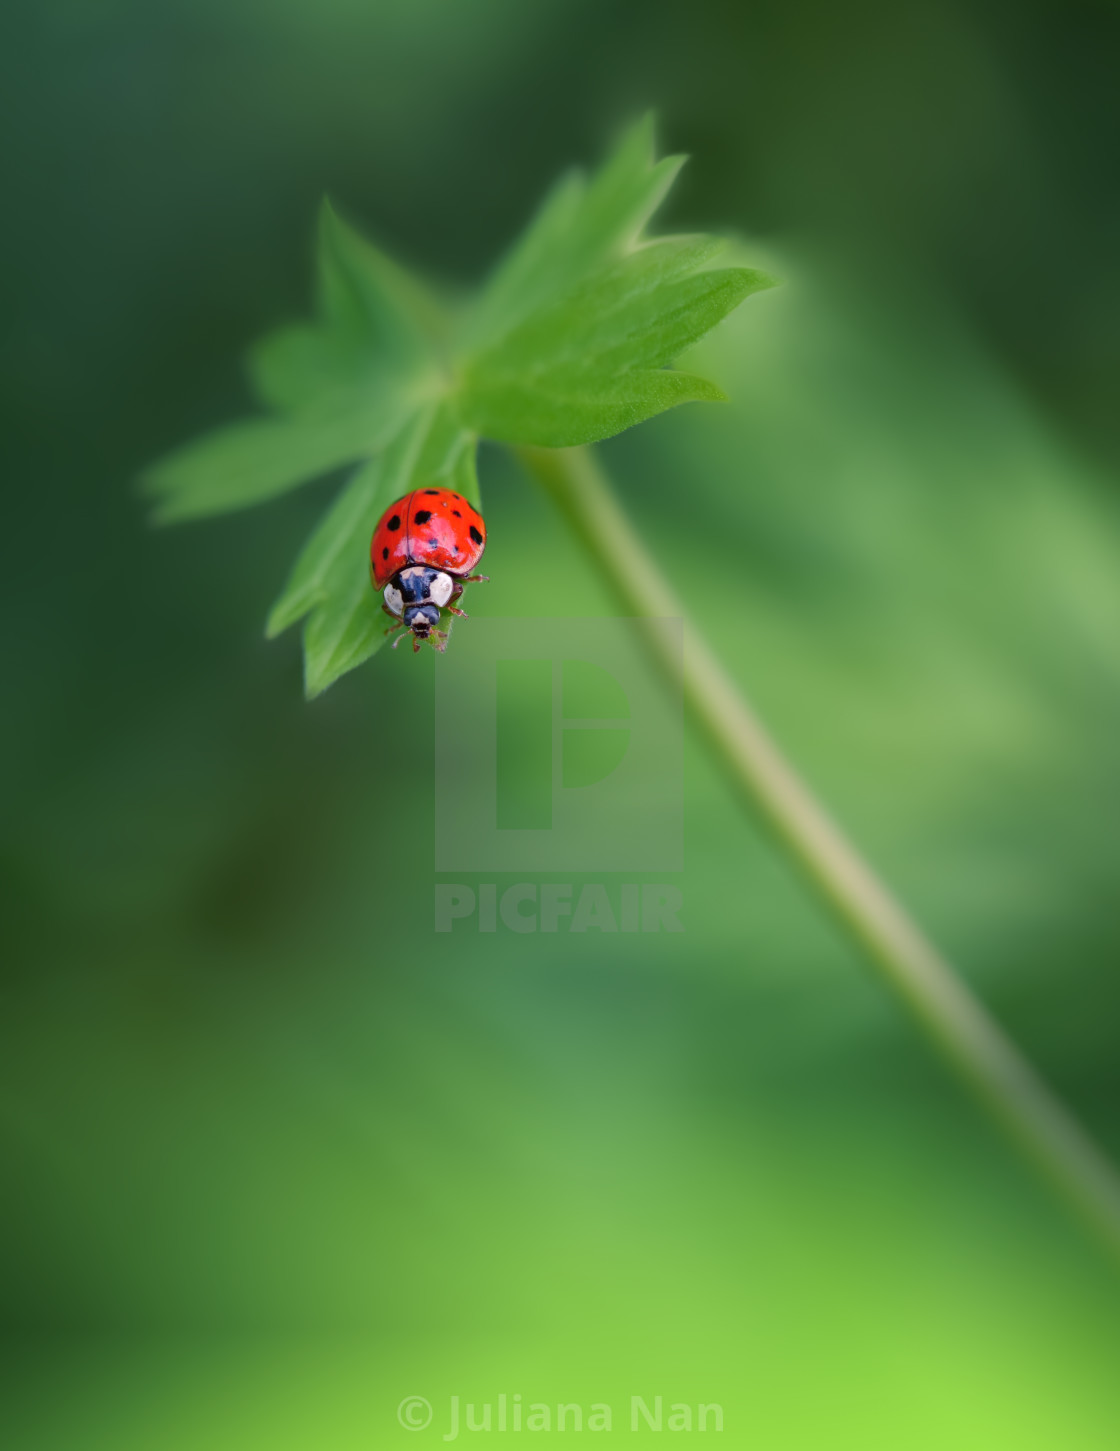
[459,239,774,446]
[317,199,443,353]
[464,114,685,351]
[142,394,413,523]
[298,399,480,698]
[463,369,728,450]
[300,544,392,701]
[144,115,773,696]
[246,324,392,418]
[249,200,442,415]
[144,199,446,524]
[266,453,386,641]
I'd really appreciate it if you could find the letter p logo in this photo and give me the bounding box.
[435,618,682,872]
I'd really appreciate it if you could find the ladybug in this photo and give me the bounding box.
[370,487,488,652]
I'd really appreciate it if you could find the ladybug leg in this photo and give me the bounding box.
[461,573,489,585]
[431,629,449,654]
[384,619,407,640]
[412,634,422,654]
[390,631,409,651]
[444,582,468,618]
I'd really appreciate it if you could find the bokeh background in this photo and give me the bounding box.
[3,0,1120,1446]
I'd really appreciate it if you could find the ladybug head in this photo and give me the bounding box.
[403,602,441,638]
[383,566,455,647]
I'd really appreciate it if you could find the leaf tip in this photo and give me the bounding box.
[610,110,651,157]
[136,456,169,498]
[708,266,782,322]
[301,656,329,700]
[749,268,782,293]
[146,495,182,528]
[266,585,320,640]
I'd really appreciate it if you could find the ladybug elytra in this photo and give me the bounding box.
[370,487,488,652]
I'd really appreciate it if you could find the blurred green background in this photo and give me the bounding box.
[3,0,1120,1446]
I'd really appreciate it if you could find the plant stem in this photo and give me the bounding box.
[517,441,1120,1264]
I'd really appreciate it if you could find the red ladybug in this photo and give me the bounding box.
[370,487,488,652]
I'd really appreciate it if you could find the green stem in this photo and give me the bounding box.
[517,441,1120,1264]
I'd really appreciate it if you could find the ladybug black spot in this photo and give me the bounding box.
[387,514,401,531]
[414,509,432,524]
[423,489,439,495]
[452,509,461,517]
[382,547,389,560]
[469,525,484,545]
